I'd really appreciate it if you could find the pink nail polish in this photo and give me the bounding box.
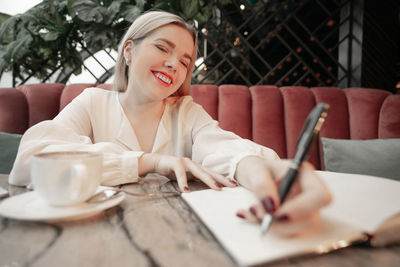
[184,186,190,192]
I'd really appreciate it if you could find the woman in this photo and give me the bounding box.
[10,10,331,229]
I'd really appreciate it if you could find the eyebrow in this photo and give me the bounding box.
[155,38,192,62]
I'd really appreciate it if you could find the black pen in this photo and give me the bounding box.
[261,103,329,235]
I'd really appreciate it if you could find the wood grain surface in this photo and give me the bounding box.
[1,173,399,267]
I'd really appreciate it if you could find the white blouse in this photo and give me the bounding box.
[9,88,279,186]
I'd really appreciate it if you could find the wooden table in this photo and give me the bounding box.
[1,173,399,267]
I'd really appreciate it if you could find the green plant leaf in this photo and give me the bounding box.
[71,0,106,23]
[7,34,33,60]
[121,5,142,22]
[0,15,21,42]
[0,45,9,71]
[108,1,124,17]
[136,0,147,8]
[73,65,83,75]
[180,0,198,19]
[103,0,129,25]
[0,12,11,23]
[42,31,60,41]
[0,0,234,84]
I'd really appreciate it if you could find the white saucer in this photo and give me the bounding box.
[0,186,125,222]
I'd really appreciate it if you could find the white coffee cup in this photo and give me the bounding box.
[31,151,103,206]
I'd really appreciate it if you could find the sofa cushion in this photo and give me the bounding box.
[250,85,286,158]
[191,84,219,120]
[345,88,390,139]
[0,132,22,174]
[218,85,252,140]
[311,87,350,139]
[59,83,97,111]
[379,94,400,138]
[17,83,65,127]
[321,137,400,180]
[281,86,320,169]
[0,88,29,134]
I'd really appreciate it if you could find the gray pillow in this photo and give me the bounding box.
[321,138,400,181]
[0,132,22,174]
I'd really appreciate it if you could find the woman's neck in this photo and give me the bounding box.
[118,92,165,121]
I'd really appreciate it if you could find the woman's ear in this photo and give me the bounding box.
[123,40,134,65]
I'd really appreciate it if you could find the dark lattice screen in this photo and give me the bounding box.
[7,0,398,91]
[20,0,357,88]
[192,0,348,87]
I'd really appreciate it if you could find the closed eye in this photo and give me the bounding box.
[180,61,188,68]
[156,45,168,53]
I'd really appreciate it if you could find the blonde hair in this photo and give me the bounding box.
[113,10,197,96]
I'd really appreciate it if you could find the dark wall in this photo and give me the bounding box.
[361,0,399,93]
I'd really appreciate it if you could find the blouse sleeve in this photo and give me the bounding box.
[190,102,279,180]
[9,90,143,187]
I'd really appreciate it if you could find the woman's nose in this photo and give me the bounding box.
[164,57,178,71]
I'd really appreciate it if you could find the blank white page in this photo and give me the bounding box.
[182,171,400,266]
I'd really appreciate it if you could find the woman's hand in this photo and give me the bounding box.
[235,156,332,236]
[138,153,237,192]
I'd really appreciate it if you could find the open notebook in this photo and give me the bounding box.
[182,171,400,266]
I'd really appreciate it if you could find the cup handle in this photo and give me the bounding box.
[68,164,87,201]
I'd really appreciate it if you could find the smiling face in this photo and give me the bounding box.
[123,24,195,103]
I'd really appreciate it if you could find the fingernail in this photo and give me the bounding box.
[215,182,223,188]
[249,206,257,217]
[229,179,238,185]
[275,214,290,222]
[262,197,276,213]
[184,186,190,192]
[236,213,245,219]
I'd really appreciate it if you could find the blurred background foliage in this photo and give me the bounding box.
[0,0,231,83]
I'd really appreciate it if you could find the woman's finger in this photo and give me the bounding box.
[275,163,332,220]
[183,158,223,190]
[236,207,262,224]
[236,156,281,215]
[252,172,280,216]
[156,155,235,191]
[202,167,237,187]
[172,159,190,192]
[277,186,331,221]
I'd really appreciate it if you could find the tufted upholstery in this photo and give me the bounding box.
[191,85,400,170]
[1,83,399,170]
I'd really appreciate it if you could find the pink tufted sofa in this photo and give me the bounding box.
[1,83,400,170]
